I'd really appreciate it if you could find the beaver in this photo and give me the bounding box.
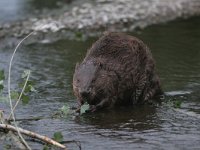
[73,32,162,112]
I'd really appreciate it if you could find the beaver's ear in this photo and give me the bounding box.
[75,62,80,70]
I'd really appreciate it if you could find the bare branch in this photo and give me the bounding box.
[0,123,67,149]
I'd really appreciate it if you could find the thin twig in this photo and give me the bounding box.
[8,131,27,150]
[8,70,30,120]
[0,123,67,149]
[8,31,35,150]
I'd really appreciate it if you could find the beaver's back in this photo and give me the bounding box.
[84,32,155,82]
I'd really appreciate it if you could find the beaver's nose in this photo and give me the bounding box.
[80,91,90,98]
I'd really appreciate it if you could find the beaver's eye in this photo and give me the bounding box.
[77,79,80,83]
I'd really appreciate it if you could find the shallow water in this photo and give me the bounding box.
[0,0,83,23]
[0,17,200,149]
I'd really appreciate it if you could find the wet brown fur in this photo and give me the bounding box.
[73,32,162,111]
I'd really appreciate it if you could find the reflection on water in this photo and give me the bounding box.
[75,105,159,130]
[0,17,200,149]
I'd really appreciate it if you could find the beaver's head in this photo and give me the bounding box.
[73,61,103,106]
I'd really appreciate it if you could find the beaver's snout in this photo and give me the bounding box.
[81,92,98,106]
[80,90,90,99]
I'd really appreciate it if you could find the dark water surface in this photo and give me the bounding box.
[1,17,200,149]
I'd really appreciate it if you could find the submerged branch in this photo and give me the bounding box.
[0,123,67,150]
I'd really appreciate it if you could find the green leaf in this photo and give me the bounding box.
[24,85,31,93]
[60,105,70,115]
[0,80,3,84]
[75,31,83,38]
[21,94,30,105]
[0,70,5,80]
[0,72,4,92]
[29,85,37,92]
[11,91,19,100]
[43,144,50,150]
[80,103,90,114]
[21,70,31,78]
[18,80,36,93]
[0,84,3,92]
[19,80,35,88]
[173,100,182,108]
[53,132,63,142]
[24,85,33,93]
[43,145,49,150]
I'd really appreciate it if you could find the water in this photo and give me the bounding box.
[0,0,78,23]
[0,17,200,149]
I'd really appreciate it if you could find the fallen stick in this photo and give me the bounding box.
[0,123,67,150]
